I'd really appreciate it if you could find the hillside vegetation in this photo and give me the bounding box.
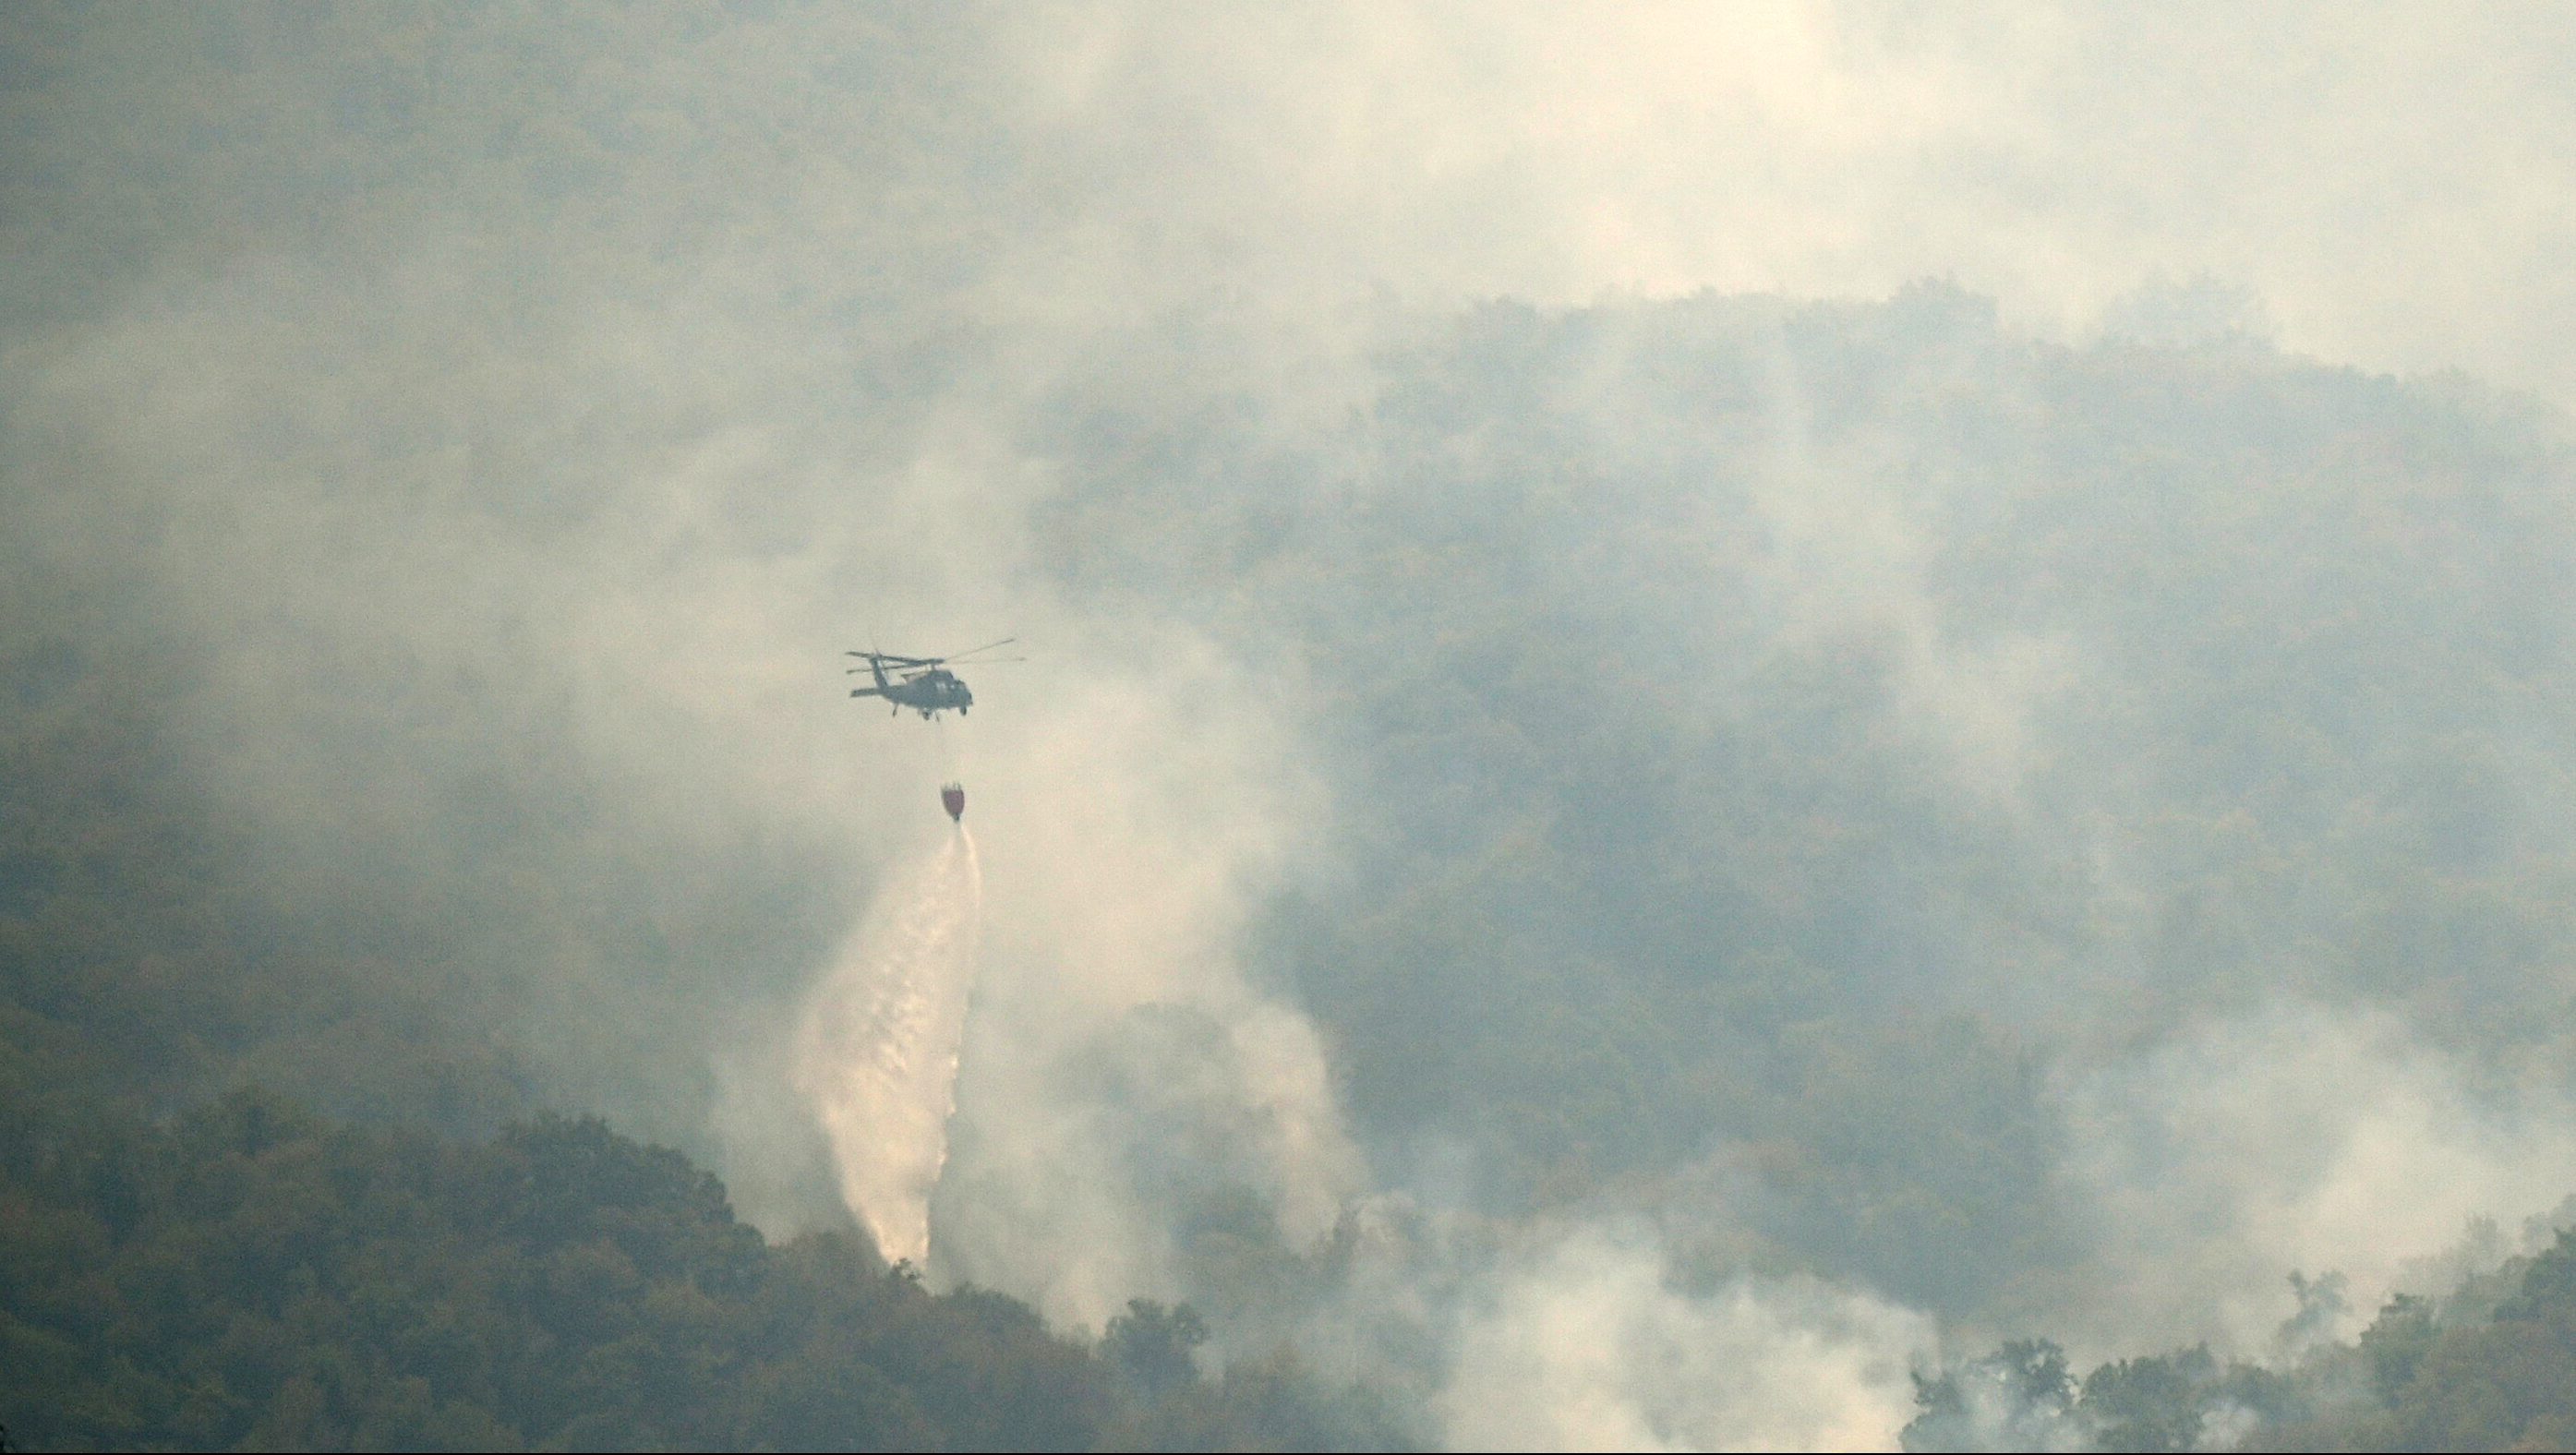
[0,1090,1399,1451]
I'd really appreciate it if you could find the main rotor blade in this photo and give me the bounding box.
[939,636,1018,664]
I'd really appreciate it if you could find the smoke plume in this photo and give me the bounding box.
[1438,1225,1934,1452]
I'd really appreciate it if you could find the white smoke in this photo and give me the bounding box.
[1438,1225,1934,1453]
[795,827,985,1265]
[2056,1003,2576,1356]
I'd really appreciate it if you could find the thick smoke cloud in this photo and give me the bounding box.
[961,3,2576,402]
[1438,1225,1932,1452]
[2055,1004,2576,1358]
[12,5,2576,1448]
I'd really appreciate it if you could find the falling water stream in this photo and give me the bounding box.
[794,826,984,1265]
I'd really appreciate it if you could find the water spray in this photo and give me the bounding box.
[794,827,984,1265]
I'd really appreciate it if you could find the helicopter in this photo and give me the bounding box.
[845,637,1019,719]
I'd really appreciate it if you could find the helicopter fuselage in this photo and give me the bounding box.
[851,660,973,718]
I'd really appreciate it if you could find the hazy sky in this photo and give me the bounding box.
[12,4,2576,395]
[910,2,2576,395]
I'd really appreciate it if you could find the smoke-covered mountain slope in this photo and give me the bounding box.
[1015,286,2576,1330]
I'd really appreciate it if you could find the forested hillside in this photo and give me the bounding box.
[0,1091,1400,1451]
